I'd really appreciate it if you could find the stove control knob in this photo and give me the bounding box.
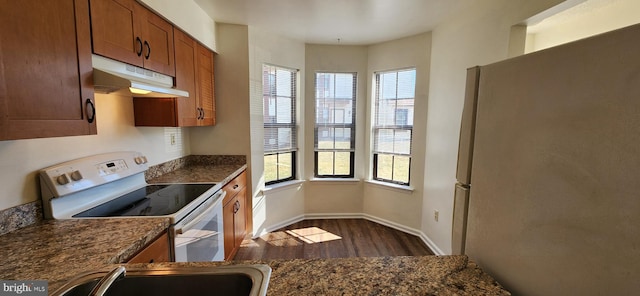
[56,174,70,185]
[134,157,143,164]
[141,156,148,164]
[70,170,83,181]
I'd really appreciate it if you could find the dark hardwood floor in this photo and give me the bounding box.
[233,219,434,260]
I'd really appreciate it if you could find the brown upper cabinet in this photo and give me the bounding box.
[90,0,176,76]
[0,0,97,140]
[133,29,215,127]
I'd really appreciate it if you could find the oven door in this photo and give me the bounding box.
[172,190,225,262]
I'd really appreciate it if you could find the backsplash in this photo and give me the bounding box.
[0,201,42,235]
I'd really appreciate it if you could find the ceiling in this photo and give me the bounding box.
[193,0,471,45]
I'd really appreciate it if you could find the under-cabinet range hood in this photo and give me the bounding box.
[92,54,188,98]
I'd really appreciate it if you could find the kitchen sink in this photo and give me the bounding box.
[51,265,271,296]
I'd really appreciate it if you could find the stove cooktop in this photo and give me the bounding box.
[73,183,216,218]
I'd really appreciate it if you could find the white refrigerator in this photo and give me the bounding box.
[454,23,640,295]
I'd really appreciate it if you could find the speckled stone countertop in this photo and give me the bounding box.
[0,218,170,292]
[145,155,247,185]
[77,255,509,295]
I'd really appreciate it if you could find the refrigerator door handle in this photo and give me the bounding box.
[452,183,470,255]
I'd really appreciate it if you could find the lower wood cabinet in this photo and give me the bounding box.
[127,231,170,263]
[223,172,247,260]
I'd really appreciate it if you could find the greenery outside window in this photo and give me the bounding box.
[372,68,416,185]
[314,72,357,178]
[263,64,297,185]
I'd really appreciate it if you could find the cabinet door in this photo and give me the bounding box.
[197,44,216,126]
[174,29,199,126]
[90,0,143,67]
[127,232,170,263]
[234,187,247,248]
[0,0,96,140]
[139,5,175,76]
[223,196,236,260]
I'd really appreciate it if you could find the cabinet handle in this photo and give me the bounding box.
[144,40,151,59]
[232,184,239,190]
[200,108,204,120]
[135,37,143,56]
[85,99,96,123]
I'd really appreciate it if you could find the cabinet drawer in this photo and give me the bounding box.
[222,171,246,205]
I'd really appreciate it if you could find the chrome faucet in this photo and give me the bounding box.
[88,266,126,296]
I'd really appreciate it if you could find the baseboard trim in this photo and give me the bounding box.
[255,212,446,255]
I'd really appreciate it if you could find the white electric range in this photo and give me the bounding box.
[39,151,225,262]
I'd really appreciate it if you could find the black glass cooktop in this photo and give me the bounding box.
[73,184,215,218]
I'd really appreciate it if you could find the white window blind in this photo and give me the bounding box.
[263,65,297,184]
[314,72,357,177]
[373,68,416,185]
[263,65,297,153]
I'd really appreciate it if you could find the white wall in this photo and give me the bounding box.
[364,33,432,231]
[423,0,565,254]
[139,0,217,51]
[0,94,190,210]
[526,0,640,53]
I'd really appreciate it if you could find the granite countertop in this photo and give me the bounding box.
[96,255,509,296]
[0,218,169,291]
[145,155,247,186]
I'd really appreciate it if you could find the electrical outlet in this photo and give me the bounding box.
[170,133,176,146]
[434,210,439,222]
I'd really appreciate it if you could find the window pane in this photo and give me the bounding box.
[276,69,292,96]
[381,72,397,99]
[278,152,293,180]
[317,127,334,149]
[374,129,394,153]
[276,97,292,124]
[394,129,412,155]
[334,128,351,149]
[393,156,411,184]
[335,73,354,99]
[397,70,416,99]
[264,154,278,183]
[376,99,396,126]
[334,152,351,175]
[317,152,334,175]
[376,154,393,180]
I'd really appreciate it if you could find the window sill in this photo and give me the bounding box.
[364,179,414,193]
[309,178,362,183]
[262,179,305,194]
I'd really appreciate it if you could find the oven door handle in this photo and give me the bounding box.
[175,190,226,235]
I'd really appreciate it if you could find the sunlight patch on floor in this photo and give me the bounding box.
[285,227,342,244]
[253,227,343,247]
